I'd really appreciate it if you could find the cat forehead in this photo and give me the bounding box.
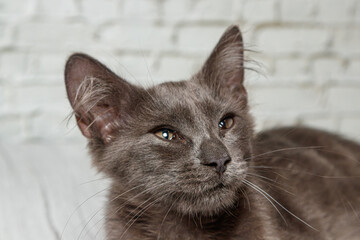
[141,81,225,125]
[149,81,219,111]
[151,81,209,102]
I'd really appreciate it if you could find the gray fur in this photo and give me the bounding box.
[64,25,360,239]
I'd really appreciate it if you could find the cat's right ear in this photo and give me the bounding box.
[65,53,140,143]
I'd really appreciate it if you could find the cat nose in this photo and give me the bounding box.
[202,156,231,177]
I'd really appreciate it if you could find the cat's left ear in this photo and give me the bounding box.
[196,25,246,97]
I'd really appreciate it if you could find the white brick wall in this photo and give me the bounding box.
[0,0,359,143]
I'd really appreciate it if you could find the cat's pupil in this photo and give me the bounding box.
[219,121,225,128]
[162,130,169,139]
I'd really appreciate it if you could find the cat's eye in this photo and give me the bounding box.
[219,116,234,130]
[154,128,178,141]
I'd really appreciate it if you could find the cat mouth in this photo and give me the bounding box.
[179,180,227,196]
[197,181,231,195]
[205,182,226,193]
[199,172,245,195]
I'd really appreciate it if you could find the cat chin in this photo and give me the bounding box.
[172,186,239,217]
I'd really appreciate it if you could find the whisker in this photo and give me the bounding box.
[245,146,324,161]
[247,167,288,180]
[346,200,360,223]
[243,179,318,231]
[60,186,110,240]
[247,172,281,184]
[239,187,251,210]
[119,193,170,240]
[249,165,360,179]
[79,176,111,186]
[246,174,295,196]
[157,194,181,240]
[77,183,148,240]
[242,180,287,225]
[93,182,169,239]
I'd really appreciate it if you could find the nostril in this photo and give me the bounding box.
[204,162,218,168]
[224,158,231,166]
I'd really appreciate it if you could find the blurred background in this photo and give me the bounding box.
[0,0,359,239]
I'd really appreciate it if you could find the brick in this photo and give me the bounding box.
[0,0,35,18]
[256,27,330,55]
[0,86,15,114]
[163,0,234,21]
[251,76,314,87]
[0,116,24,142]
[192,0,234,21]
[177,26,226,53]
[332,28,360,56]
[122,0,159,20]
[153,55,195,82]
[80,0,119,22]
[190,0,233,20]
[162,0,191,21]
[326,87,360,112]
[249,87,324,114]
[37,0,78,17]
[339,117,360,141]
[16,22,93,49]
[27,53,68,76]
[242,0,276,23]
[312,58,343,83]
[0,51,28,77]
[13,76,62,86]
[355,1,360,23]
[114,54,155,86]
[99,23,173,51]
[317,0,355,23]
[274,57,308,77]
[346,59,360,76]
[0,23,13,47]
[280,0,316,22]
[11,86,69,114]
[0,86,6,112]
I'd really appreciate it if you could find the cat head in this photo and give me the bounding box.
[65,25,253,216]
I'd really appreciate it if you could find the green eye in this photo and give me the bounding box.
[155,129,178,141]
[219,117,234,129]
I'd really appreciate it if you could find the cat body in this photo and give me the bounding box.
[65,26,360,239]
[102,112,360,240]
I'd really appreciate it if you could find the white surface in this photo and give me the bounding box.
[0,143,109,240]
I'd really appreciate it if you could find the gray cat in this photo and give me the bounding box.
[64,25,360,239]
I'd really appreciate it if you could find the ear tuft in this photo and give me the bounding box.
[64,53,139,143]
[196,25,246,97]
